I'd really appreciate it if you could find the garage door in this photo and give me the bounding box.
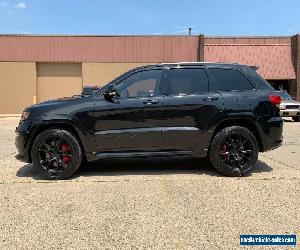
[37,63,82,103]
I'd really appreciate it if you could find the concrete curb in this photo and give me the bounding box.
[0,114,21,119]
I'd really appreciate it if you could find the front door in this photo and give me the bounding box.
[94,69,165,153]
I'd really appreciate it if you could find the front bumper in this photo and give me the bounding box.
[15,122,32,163]
[280,109,300,117]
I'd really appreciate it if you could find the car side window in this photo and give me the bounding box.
[166,68,208,95]
[210,68,254,91]
[116,70,162,98]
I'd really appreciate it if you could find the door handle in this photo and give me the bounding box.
[143,99,159,105]
[203,96,218,102]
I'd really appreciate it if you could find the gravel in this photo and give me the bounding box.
[0,117,299,249]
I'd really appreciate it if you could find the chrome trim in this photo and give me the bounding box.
[96,126,199,135]
[162,127,199,132]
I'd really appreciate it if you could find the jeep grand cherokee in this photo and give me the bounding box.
[15,62,283,179]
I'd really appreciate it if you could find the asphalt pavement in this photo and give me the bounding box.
[0,117,299,249]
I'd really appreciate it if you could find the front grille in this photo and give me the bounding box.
[286,105,300,109]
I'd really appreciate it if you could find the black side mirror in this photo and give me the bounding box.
[104,85,119,102]
[81,86,94,96]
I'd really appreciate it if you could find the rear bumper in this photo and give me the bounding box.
[280,109,300,117]
[256,116,283,152]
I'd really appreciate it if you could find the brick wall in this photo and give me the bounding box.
[292,34,300,100]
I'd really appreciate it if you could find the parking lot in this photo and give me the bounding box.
[0,116,299,249]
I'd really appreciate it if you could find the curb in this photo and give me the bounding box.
[0,114,21,119]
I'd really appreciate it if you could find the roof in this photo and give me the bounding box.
[204,37,296,79]
[126,62,253,76]
[158,62,245,67]
[0,34,297,79]
[0,35,200,62]
[0,34,200,37]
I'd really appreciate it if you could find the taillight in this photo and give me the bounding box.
[268,95,281,105]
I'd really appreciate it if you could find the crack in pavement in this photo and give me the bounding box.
[0,176,299,185]
[0,151,17,160]
[260,154,300,172]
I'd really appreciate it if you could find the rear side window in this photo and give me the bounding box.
[241,66,274,90]
[166,68,208,95]
[210,68,254,91]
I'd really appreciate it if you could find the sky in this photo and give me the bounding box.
[0,0,299,36]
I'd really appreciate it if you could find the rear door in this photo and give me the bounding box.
[161,66,223,152]
[208,67,256,113]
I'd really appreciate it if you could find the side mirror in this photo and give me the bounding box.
[81,86,94,96]
[82,85,101,96]
[104,85,119,102]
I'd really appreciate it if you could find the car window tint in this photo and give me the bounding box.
[117,70,162,98]
[167,68,208,95]
[210,68,254,91]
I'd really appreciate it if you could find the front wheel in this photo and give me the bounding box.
[31,129,82,180]
[292,116,300,122]
[209,126,259,177]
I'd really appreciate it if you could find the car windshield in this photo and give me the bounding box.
[277,91,292,100]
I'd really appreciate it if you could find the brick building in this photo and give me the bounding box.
[0,34,299,113]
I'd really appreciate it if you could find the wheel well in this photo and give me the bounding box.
[212,119,263,151]
[28,123,86,162]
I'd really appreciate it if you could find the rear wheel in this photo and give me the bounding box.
[31,129,82,180]
[292,116,300,122]
[209,126,258,177]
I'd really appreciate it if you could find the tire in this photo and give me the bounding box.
[209,126,259,177]
[292,116,300,122]
[31,129,82,180]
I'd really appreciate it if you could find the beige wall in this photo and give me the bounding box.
[82,63,151,87]
[0,62,36,114]
[0,62,153,113]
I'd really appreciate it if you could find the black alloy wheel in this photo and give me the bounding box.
[31,129,82,180]
[209,126,259,177]
[219,133,254,170]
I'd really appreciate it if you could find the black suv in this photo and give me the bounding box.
[15,63,283,179]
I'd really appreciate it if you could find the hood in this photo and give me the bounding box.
[29,95,84,109]
[24,95,95,118]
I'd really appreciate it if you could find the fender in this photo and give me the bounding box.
[27,114,96,161]
[205,112,263,150]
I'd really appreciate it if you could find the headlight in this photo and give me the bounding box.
[279,105,286,110]
[21,111,30,121]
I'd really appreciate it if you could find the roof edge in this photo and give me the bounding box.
[0,34,203,37]
[205,35,292,39]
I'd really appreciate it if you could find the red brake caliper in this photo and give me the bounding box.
[220,145,228,155]
[60,143,70,165]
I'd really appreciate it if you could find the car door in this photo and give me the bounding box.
[93,69,165,153]
[208,67,256,113]
[161,66,223,153]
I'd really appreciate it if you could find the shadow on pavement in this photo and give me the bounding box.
[16,157,273,180]
[77,157,219,178]
[252,160,273,173]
